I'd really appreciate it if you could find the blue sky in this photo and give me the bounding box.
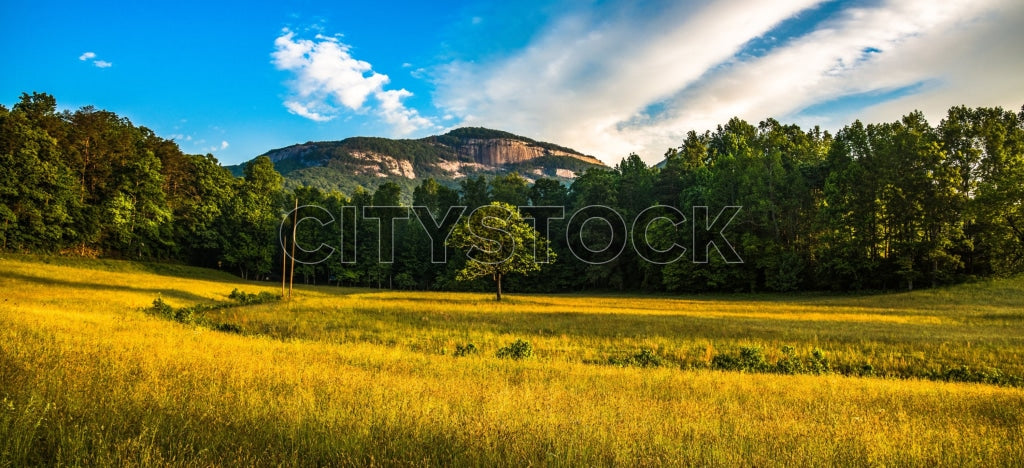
[2,0,1022,166]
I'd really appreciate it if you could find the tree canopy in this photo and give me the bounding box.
[2,92,1023,294]
[447,201,556,300]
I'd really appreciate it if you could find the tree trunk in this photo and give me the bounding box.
[495,272,502,301]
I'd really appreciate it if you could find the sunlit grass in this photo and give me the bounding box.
[214,281,1024,380]
[1,255,1023,465]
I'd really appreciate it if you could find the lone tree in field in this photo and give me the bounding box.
[447,201,555,301]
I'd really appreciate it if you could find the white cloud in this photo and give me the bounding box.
[376,89,435,134]
[845,1,1024,127]
[78,51,112,68]
[433,0,1024,165]
[283,100,332,122]
[199,140,230,153]
[272,28,435,134]
[635,0,1017,139]
[434,0,824,164]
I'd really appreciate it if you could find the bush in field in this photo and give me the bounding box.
[174,306,197,324]
[934,365,1022,386]
[712,345,831,375]
[710,353,741,371]
[453,343,478,357]
[146,290,267,333]
[150,297,173,319]
[713,346,770,372]
[808,348,830,374]
[631,349,663,368]
[229,288,280,305]
[775,345,804,374]
[738,346,769,371]
[213,322,243,334]
[610,348,663,368]
[496,339,533,360]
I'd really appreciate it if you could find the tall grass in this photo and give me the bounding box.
[1,255,1023,465]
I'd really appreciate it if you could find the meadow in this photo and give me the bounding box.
[1,254,1023,466]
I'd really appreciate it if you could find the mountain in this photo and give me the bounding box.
[229,127,607,198]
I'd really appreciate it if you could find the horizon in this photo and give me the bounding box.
[2,0,1022,166]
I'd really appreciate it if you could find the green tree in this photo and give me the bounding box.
[459,175,490,208]
[372,181,402,206]
[491,172,530,206]
[167,154,235,265]
[0,101,78,251]
[104,147,171,257]
[528,177,568,206]
[447,201,555,300]
[219,156,283,279]
[412,177,459,214]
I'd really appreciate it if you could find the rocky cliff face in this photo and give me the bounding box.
[455,138,604,167]
[239,128,609,195]
[348,151,416,179]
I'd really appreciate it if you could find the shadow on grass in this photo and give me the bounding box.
[248,303,1002,348]
[0,270,213,305]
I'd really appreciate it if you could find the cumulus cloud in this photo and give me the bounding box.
[78,51,112,68]
[272,28,435,134]
[433,0,1024,164]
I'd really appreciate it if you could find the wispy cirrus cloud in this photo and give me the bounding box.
[433,0,825,162]
[272,28,434,134]
[633,0,1020,138]
[432,0,1024,165]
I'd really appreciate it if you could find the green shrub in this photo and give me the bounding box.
[496,339,533,360]
[229,288,281,305]
[173,307,195,324]
[713,346,813,374]
[775,345,804,374]
[738,346,769,372]
[213,323,243,334]
[632,349,663,368]
[710,353,741,371]
[453,343,478,357]
[610,348,663,368]
[713,346,769,372]
[150,297,173,319]
[808,348,830,374]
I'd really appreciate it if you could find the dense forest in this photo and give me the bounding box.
[2,92,1023,292]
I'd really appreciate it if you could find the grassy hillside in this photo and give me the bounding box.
[1,255,1023,465]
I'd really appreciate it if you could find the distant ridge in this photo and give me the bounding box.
[230,127,607,197]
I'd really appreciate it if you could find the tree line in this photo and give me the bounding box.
[2,92,1023,292]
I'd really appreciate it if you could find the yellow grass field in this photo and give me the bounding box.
[2,255,1023,466]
